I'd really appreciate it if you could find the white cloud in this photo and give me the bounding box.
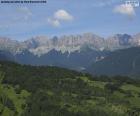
[16,7,32,21]
[92,0,117,7]
[17,7,32,16]
[114,4,135,17]
[47,18,60,27]
[47,9,74,27]
[0,7,33,30]
[54,9,73,21]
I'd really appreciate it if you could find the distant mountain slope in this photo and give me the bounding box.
[0,47,109,71]
[0,51,15,61]
[88,47,140,76]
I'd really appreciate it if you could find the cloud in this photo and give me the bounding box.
[92,0,117,7]
[0,25,10,30]
[114,4,135,17]
[16,7,33,21]
[47,9,74,27]
[17,7,32,16]
[47,18,60,27]
[54,9,73,21]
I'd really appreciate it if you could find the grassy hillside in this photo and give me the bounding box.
[0,61,140,116]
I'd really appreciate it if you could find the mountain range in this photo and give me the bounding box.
[1,33,140,55]
[0,33,140,74]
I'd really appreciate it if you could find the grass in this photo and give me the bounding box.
[79,76,106,89]
[121,84,140,93]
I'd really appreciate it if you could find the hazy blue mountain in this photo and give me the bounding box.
[0,50,15,61]
[0,47,109,71]
[13,47,109,71]
[88,47,140,76]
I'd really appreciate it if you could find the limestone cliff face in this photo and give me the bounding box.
[0,33,140,56]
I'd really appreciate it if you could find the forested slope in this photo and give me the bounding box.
[0,61,140,116]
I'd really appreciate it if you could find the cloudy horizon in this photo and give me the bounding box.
[0,0,140,40]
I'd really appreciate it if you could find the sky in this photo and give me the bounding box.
[0,0,140,40]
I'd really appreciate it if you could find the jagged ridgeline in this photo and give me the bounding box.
[0,61,140,116]
[0,33,140,72]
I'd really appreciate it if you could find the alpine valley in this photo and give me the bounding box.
[0,33,140,76]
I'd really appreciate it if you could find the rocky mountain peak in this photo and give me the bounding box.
[0,33,140,55]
